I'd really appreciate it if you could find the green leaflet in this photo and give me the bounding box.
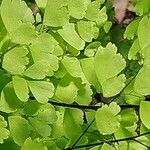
[21,137,48,150]
[44,0,69,27]
[29,117,52,137]
[24,103,57,138]
[25,55,59,79]
[129,138,150,150]
[77,21,99,42]
[134,65,150,95]
[28,81,54,103]
[101,143,114,150]
[54,74,92,104]
[61,56,82,78]
[85,1,107,26]
[103,21,112,33]
[54,75,79,103]
[51,110,65,138]
[54,62,67,79]
[140,101,150,129]
[114,108,138,139]
[31,33,60,54]
[67,0,89,19]
[119,108,138,127]
[95,7,108,26]
[0,82,23,113]
[35,13,42,24]
[24,61,49,80]
[0,115,9,144]
[12,76,29,102]
[102,75,126,97]
[117,142,128,150]
[2,46,29,75]
[94,43,126,97]
[94,43,126,83]
[75,84,93,105]
[95,102,121,135]
[44,138,62,150]
[124,19,140,40]
[90,145,101,150]
[91,143,117,150]
[1,0,150,149]
[140,123,150,140]
[8,116,31,146]
[85,1,101,21]
[84,41,101,57]
[24,59,59,79]
[27,33,59,78]
[134,0,150,16]
[66,44,80,56]
[63,108,88,146]
[58,23,85,50]
[0,0,34,34]
[96,0,105,4]
[11,23,38,45]
[0,15,9,53]
[36,103,57,124]
[138,16,150,50]
[128,38,140,60]
[142,46,150,66]
[48,30,67,54]
[81,57,101,92]
[114,126,134,140]
[124,78,144,105]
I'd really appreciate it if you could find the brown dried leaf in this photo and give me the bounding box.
[113,0,135,24]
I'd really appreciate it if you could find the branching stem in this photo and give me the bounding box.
[64,131,150,150]
[48,100,138,110]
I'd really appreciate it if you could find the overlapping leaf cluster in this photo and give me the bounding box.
[0,0,150,149]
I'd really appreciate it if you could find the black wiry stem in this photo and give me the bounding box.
[48,71,140,111]
[48,73,139,150]
[48,100,138,110]
[133,139,150,149]
[64,132,150,150]
[49,100,100,110]
[71,118,95,149]
[61,73,140,150]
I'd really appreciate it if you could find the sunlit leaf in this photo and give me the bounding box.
[58,23,85,50]
[12,76,29,102]
[95,102,121,135]
[44,0,68,27]
[28,81,54,103]
[2,46,29,75]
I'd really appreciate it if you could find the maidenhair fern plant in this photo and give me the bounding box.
[0,0,150,149]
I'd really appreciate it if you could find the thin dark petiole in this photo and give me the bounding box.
[71,118,95,149]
